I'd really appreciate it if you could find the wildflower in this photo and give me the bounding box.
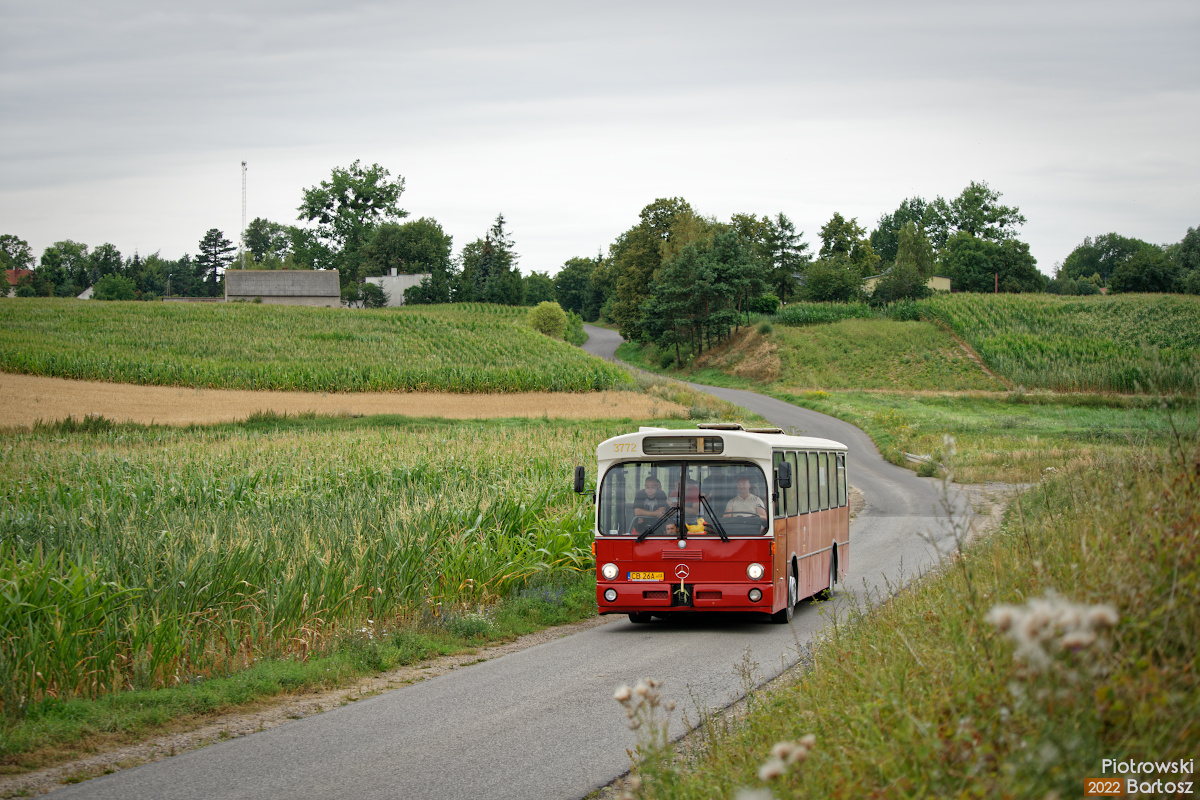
[614,684,632,703]
[757,757,786,781]
[986,591,1119,672]
[1087,606,1118,628]
[734,790,774,800]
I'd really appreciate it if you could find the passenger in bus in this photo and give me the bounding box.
[633,476,668,520]
[668,482,702,518]
[664,521,679,536]
[723,476,767,522]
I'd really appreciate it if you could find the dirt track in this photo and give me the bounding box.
[0,372,685,428]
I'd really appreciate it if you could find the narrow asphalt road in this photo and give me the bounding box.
[52,327,969,800]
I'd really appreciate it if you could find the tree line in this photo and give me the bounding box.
[3,169,1197,322]
[0,161,556,307]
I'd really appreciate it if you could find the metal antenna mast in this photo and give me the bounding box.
[240,161,247,269]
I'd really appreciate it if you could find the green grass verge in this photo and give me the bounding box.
[0,300,632,392]
[776,389,1197,483]
[618,332,1198,484]
[770,319,1003,391]
[0,570,597,772]
[625,441,1200,798]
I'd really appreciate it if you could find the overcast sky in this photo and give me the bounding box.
[2,1,1197,276]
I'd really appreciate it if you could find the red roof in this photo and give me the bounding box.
[5,268,32,287]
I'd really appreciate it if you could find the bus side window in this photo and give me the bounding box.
[808,452,819,513]
[786,451,799,517]
[837,453,847,507]
[773,451,787,519]
[819,452,829,511]
[795,451,809,514]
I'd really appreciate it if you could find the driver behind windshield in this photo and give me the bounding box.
[724,476,767,522]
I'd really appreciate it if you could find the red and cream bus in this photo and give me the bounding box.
[575,423,849,623]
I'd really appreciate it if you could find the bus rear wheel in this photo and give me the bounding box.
[817,552,837,601]
[628,612,653,623]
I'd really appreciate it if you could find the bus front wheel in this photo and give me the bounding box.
[772,574,796,624]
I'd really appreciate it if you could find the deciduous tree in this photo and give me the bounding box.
[0,235,33,271]
[297,160,407,283]
[945,180,1025,241]
[93,274,137,300]
[553,256,597,317]
[1108,246,1176,293]
[1062,233,1158,286]
[522,271,556,305]
[361,218,452,277]
[818,213,879,277]
[941,232,1044,293]
[610,197,695,340]
[244,218,291,264]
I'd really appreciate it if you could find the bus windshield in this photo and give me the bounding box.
[597,460,769,537]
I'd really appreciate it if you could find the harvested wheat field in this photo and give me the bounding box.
[0,372,686,428]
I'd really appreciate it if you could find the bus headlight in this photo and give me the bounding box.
[746,562,765,580]
[748,588,763,602]
[601,563,619,580]
[603,588,618,602]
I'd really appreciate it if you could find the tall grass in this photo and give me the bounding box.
[0,417,638,712]
[626,436,1200,797]
[0,300,632,393]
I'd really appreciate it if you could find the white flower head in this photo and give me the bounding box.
[757,757,787,782]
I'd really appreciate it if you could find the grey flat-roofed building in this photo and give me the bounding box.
[225,270,341,306]
[364,270,431,307]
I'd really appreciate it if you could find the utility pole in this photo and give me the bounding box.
[240,161,248,270]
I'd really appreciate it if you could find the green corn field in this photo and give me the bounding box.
[0,301,632,393]
[0,417,630,713]
[775,294,1200,394]
[919,293,1200,394]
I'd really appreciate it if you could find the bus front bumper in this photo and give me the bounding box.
[597,582,774,613]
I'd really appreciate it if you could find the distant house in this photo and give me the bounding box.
[224,270,341,307]
[363,269,432,307]
[5,269,33,296]
[863,273,951,294]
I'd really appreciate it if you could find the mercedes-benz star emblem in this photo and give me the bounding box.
[674,564,690,579]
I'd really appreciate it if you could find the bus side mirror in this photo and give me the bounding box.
[776,461,792,489]
[573,466,586,494]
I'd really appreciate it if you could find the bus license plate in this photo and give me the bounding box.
[628,572,663,581]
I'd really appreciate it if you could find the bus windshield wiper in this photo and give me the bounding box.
[699,494,730,542]
[636,504,680,542]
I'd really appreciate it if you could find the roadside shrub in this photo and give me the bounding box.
[529,301,568,339]
[749,294,780,315]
